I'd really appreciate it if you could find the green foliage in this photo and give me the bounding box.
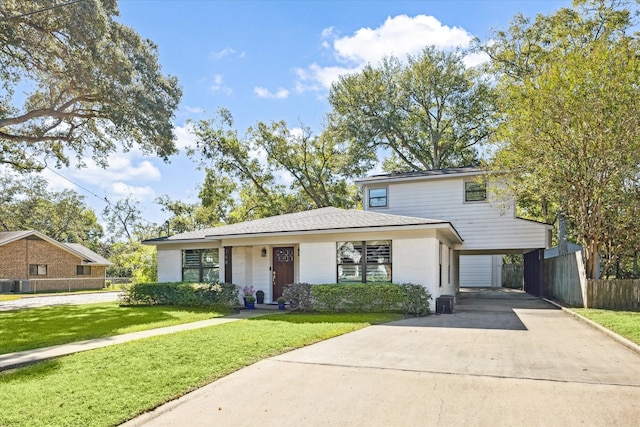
[121,282,240,309]
[283,283,431,316]
[328,46,497,171]
[311,284,404,313]
[106,241,157,283]
[282,282,314,311]
[399,283,431,316]
[484,0,640,278]
[188,108,361,223]
[0,0,182,172]
[0,173,103,247]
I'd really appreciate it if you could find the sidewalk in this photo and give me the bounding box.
[0,307,274,371]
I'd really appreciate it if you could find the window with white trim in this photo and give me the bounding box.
[368,188,388,208]
[464,181,486,202]
[337,241,391,283]
[182,249,219,283]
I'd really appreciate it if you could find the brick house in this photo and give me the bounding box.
[0,230,112,292]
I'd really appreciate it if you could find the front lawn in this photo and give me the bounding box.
[0,312,401,427]
[0,303,226,354]
[0,294,21,302]
[572,308,640,345]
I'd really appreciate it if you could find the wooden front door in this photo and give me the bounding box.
[273,247,294,300]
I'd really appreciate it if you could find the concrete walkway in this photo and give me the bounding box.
[0,307,274,371]
[123,289,640,427]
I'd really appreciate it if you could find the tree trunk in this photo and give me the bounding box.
[584,241,600,279]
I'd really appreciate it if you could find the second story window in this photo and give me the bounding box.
[465,181,486,202]
[368,188,388,208]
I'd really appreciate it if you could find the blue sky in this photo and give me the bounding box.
[42,0,571,227]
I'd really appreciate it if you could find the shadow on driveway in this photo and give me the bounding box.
[391,287,557,331]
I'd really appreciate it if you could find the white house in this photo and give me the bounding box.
[356,167,551,288]
[144,168,551,310]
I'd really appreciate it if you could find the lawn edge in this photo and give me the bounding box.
[542,297,640,355]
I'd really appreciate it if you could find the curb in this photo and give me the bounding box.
[542,298,640,356]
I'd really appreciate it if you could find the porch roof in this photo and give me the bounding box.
[144,207,463,244]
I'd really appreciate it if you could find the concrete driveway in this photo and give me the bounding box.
[124,289,640,427]
[0,292,121,311]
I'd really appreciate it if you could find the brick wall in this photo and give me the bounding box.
[0,237,106,291]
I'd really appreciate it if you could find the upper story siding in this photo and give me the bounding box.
[359,170,550,252]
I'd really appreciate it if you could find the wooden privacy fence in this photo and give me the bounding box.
[542,251,640,310]
[587,279,640,311]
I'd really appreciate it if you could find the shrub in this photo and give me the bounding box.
[282,282,431,316]
[400,283,431,316]
[120,282,240,309]
[311,284,404,313]
[282,283,314,311]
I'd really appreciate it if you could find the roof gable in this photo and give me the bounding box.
[0,230,112,266]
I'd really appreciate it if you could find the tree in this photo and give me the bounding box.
[102,196,157,242]
[0,172,103,246]
[0,0,181,172]
[327,46,497,172]
[484,0,640,278]
[189,108,361,222]
[155,195,223,234]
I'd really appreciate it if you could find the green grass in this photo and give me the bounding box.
[572,308,640,345]
[0,294,21,302]
[0,312,401,427]
[0,303,226,354]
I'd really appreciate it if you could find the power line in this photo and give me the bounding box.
[0,0,87,21]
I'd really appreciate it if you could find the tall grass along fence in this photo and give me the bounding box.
[543,252,640,310]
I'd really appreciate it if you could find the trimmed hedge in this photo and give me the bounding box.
[120,282,240,309]
[283,283,431,316]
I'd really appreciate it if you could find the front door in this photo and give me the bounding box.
[273,247,294,300]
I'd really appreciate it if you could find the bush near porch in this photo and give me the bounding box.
[120,282,240,309]
[283,283,431,316]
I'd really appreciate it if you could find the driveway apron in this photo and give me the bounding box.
[124,289,640,427]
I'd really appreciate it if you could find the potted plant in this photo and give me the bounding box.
[245,294,256,309]
[277,296,286,310]
[242,285,255,308]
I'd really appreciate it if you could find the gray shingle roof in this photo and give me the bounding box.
[0,231,33,245]
[64,243,113,266]
[0,230,112,265]
[147,207,459,242]
[356,166,483,184]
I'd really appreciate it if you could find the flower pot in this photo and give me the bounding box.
[278,303,285,310]
[247,302,255,309]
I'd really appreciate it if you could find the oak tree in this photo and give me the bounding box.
[0,0,181,171]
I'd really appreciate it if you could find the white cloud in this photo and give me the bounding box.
[174,123,197,151]
[296,14,478,92]
[210,47,236,60]
[333,15,473,66]
[254,86,290,99]
[210,74,233,96]
[183,105,203,114]
[110,182,156,201]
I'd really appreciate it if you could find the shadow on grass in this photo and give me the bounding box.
[0,304,224,354]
